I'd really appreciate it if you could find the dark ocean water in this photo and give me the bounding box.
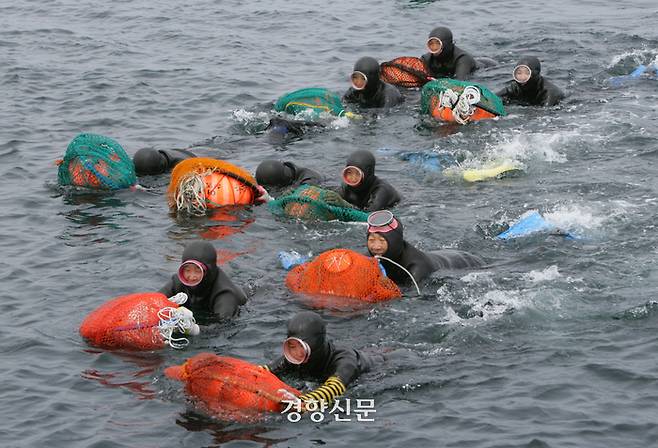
[2,0,658,447]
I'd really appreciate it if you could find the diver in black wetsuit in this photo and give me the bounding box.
[366,210,484,286]
[339,150,401,212]
[343,56,403,109]
[255,159,324,189]
[262,311,374,407]
[160,241,246,319]
[496,56,565,107]
[420,27,477,81]
[133,148,196,176]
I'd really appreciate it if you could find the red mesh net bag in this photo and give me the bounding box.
[380,56,432,88]
[285,249,402,303]
[165,353,300,421]
[80,292,181,351]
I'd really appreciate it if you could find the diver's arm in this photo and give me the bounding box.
[453,56,476,81]
[299,375,346,406]
[365,183,401,212]
[542,82,565,107]
[159,277,176,297]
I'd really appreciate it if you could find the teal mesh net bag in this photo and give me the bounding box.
[274,88,357,118]
[268,185,369,222]
[420,78,507,117]
[57,133,137,190]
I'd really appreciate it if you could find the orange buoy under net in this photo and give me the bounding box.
[80,292,199,351]
[168,157,258,215]
[285,249,402,303]
[165,353,301,421]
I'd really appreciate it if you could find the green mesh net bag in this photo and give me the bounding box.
[57,133,137,190]
[274,87,358,119]
[421,78,507,118]
[268,185,369,222]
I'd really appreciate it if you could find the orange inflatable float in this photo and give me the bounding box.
[165,353,301,421]
[80,292,197,351]
[286,249,402,304]
[168,157,258,215]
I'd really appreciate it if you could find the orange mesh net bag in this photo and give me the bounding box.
[285,249,402,303]
[380,56,432,88]
[80,292,198,351]
[165,353,301,421]
[168,157,259,215]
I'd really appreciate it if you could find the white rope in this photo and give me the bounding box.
[375,255,421,296]
[167,292,188,305]
[175,171,208,216]
[157,305,200,349]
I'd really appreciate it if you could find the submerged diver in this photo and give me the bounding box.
[420,26,478,81]
[366,210,484,286]
[496,56,565,107]
[339,149,401,212]
[133,147,196,176]
[262,311,374,407]
[343,56,403,109]
[160,241,247,319]
[255,159,324,189]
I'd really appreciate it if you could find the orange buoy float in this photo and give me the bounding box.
[168,157,259,215]
[165,353,301,421]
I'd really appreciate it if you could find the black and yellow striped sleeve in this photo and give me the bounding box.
[299,375,346,406]
[259,364,270,371]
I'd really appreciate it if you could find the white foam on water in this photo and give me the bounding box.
[522,265,561,283]
[609,48,658,68]
[230,108,269,125]
[544,203,607,233]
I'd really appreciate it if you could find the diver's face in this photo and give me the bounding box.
[181,263,203,285]
[367,233,389,256]
[513,65,531,84]
[350,71,368,90]
[427,37,443,55]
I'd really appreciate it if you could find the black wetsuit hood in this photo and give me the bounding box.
[344,149,376,192]
[496,55,565,107]
[287,311,331,371]
[516,56,543,93]
[133,148,195,175]
[267,311,371,386]
[256,160,294,187]
[420,26,477,80]
[426,27,455,62]
[256,159,323,189]
[343,57,403,108]
[181,241,219,295]
[340,150,401,211]
[159,241,247,318]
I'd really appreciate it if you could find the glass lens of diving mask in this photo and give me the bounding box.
[342,165,365,187]
[350,71,368,90]
[283,337,311,364]
[427,37,443,54]
[178,260,206,287]
[367,210,399,233]
[513,64,532,84]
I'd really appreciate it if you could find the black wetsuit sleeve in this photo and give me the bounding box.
[265,356,289,376]
[343,88,358,104]
[159,277,177,297]
[496,82,517,104]
[453,55,477,81]
[365,181,401,212]
[211,291,244,319]
[542,80,564,107]
[383,83,403,108]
